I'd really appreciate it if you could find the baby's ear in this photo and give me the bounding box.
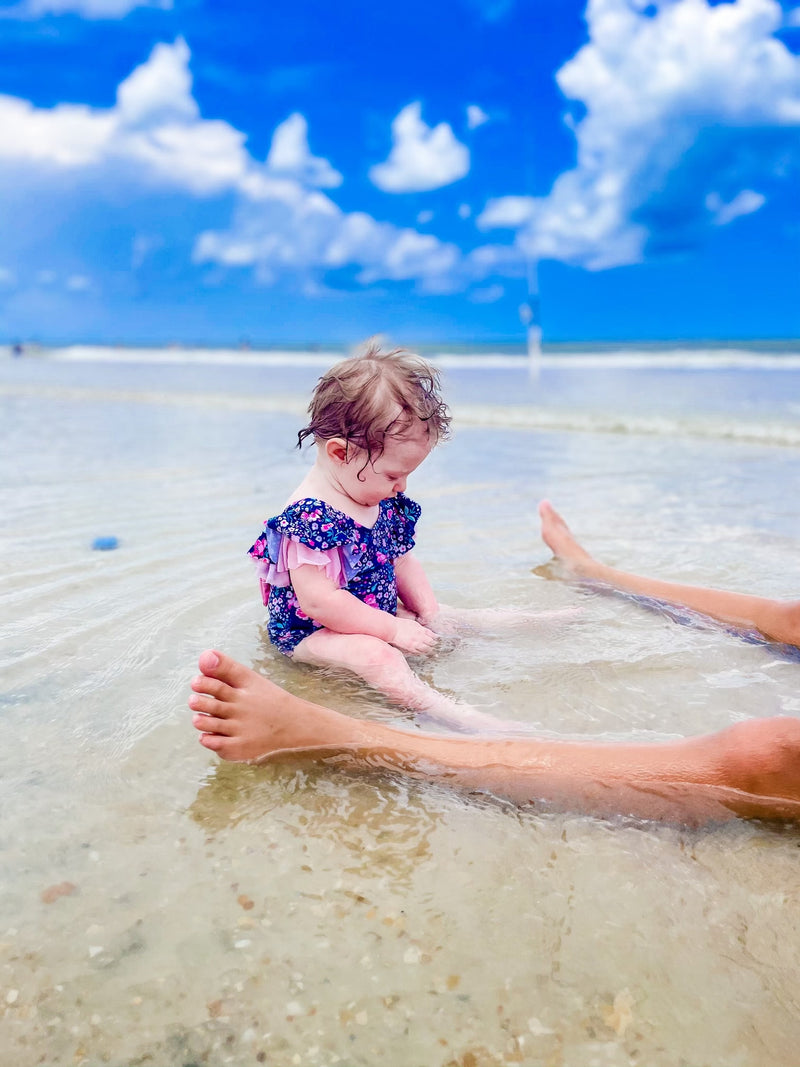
[324,438,349,464]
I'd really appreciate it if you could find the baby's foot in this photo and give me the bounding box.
[538,500,595,577]
[189,650,336,762]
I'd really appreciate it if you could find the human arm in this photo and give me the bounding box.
[290,563,438,654]
[394,551,440,624]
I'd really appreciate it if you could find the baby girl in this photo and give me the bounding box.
[248,342,511,730]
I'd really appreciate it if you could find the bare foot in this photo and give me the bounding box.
[189,650,347,762]
[538,500,595,576]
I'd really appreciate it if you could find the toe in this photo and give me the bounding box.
[198,649,258,690]
[189,694,233,722]
[199,732,226,751]
[191,674,235,700]
[198,649,222,675]
[192,710,234,735]
[199,732,248,762]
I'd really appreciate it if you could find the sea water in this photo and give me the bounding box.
[1,344,800,1066]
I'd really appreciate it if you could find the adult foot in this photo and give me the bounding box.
[189,650,340,762]
[538,500,595,576]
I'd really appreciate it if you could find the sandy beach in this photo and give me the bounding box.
[2,346,800,1066]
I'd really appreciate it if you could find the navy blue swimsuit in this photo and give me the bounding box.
[248,494,420,655]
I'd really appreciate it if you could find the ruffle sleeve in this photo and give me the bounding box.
[383,492,421,558]
[248,499,371,606]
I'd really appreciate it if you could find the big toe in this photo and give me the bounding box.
[198,649,255,690]
[539,499,562,525]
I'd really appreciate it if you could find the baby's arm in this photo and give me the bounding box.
[290,564,437,654]
[394,552,439,624]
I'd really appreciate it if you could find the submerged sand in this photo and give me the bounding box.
[2,350,800,1066]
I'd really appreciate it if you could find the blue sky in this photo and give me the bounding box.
[1,0,799,345]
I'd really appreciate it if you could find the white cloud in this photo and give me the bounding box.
[786,7,800,27]
[706,188,766,225]
[369,229,460,284]
[0,39,513,300]
[458,203,472,218]
[194,96,476,288]
[123,120,248,194]
[0,267,17,287]
[469,283,505,303]
[194,192,465,293]
[265,113,342,188]
[369,102,470,193]
[194,186,341,278]
[0,38,247,193]
[477,196,536,229]
[0,95,116,167]
[466,104,490,129]
[116,38,196,123]
[464,243,526,279]
[478,0,800,270]
[7,0,171,17]
[9,38,283,210]
[66,274,91,290]
[416,209,434,224]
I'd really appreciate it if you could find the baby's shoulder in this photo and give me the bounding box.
[268,497,358,549]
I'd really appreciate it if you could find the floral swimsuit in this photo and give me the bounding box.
[248,493,420,655]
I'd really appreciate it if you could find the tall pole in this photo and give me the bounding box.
[517,42,541,378]
[519,255,542,376]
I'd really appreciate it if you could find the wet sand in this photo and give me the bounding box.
[2,351,800,1066]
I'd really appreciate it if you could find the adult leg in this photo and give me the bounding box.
[291,628,512,733]
[539,500,800,648]
[189,651,800,825]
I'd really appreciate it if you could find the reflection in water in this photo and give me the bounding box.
[190,758,440,887]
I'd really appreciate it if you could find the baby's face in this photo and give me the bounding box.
[341,425,434,507]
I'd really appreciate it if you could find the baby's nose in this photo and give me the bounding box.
[395,478,407,493]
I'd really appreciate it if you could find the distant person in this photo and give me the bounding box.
[538,501,800,650]
[188,649,800,825]
[247,341,566,732]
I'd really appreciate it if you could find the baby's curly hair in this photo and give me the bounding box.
[297,341,451,462]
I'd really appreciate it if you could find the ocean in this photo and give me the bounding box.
[2,342,800,1066]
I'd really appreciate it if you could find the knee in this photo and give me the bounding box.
[776,601,800,646]
[351,635,405,672]
[717,716,800,794]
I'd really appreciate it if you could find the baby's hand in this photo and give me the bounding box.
[389,617,438,655]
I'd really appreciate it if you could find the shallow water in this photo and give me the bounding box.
[2,348,800,1066]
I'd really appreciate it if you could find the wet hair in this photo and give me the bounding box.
[296,341,451,469]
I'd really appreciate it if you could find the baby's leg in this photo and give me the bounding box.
[292,628,517,733]
[539,500,800,648]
